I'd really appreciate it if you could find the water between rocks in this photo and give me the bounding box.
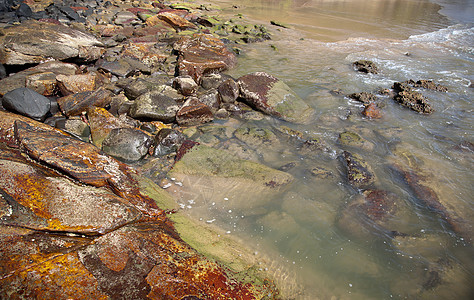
[162,1,473,298]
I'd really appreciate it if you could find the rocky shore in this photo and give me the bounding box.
[0,0,471,299]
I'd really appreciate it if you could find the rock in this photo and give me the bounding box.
[348,92,376,104]
[352,60,378,74]
[0,63,5,79]
[234,125,279,149]
[153,128,186,157]
[309,166,334,179]
[57,87,113,116]
[114,11,140,25]
[390,144,473,242]
[198,88,220,112]
[129,90,180,123]
[218,78,239,103]
[121,42,169,68]
[342,151,375,188]
[214,108,230,119]
[0,20,104,65]
[0,159,140,234]
[362,102,383,119]
[403,79,448,92]
[200,73,226,90]
[63,117,90,141]
[174,33,237,82]
[87,107,135,148]
[2,87,51,121]
[124,76,174,100]
[157,11,197,30]
[237,72,314,123]
[172,75,198,96]
[56,73,98,96]
[96,57,150,78]
[176,97,213,126]
[102,128,153,162]
[0,60,78,96]
[25,72,57,96]
[338,131,375,151]
[392,82,433,114]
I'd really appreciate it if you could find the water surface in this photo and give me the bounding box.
[172,1,474,298]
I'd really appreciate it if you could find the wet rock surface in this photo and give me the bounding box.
[352,60,378,74]
[2,87,51,121]
[238,72,315,123]
[342,150,375,188]
[392,81,434,114]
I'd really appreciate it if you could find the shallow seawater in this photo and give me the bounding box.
[169,0,474,298]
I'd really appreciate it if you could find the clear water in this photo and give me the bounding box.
[170,1,474,298]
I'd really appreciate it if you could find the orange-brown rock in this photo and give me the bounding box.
[87,106,135,148]
[176,97,214,126]
[121,42,168,68]
[157,11,197,30]
[0,112,278,298]
[174,33,237,82]
[56,73,98,96]
[57,87,113,116]
[362,102,382,119]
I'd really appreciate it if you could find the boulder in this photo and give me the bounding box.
[237,72,314,123]
[176,97,213,126]
[362,102,383,119]
[218,78,239,103]
[174,33,237,82]
[392,82,433,114]
[352,60,378,74]
[57,87,113,116]
[102,128,153,162]
[348,92,376,104]
[152,128,186,157]
[96,57,151,78]
[87,107,135,148]
[2,87,51,121]
[198,88,220,112]
[25,72,57,96]
[129,90,180,122]
[338,131,375,151]
[56,73,99,96]
[342,151,375,188]
[172,75,198,96]
[0,60,78,96]
[157,11,197,29]
[403,79,448,92]
[0,20,104,65]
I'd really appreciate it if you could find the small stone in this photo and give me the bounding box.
[114,11,140,26]
[25,72,57,96]
[348,92,376,104]
[2,87,51,121]
[64,117,90,141]
[57,87,113,117]
[157,11,197,30]
[102,128,153,162]
[198,89,220,112]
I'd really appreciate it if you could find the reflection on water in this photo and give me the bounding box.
[170,0,473,298]
[209,0,452,41]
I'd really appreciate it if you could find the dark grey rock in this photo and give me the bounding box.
[0,63,5,79]
[15,3,32,18]
[153,128,186,157]
[129,90,179,122]
[102,128,153,162]
[2,87,51,121]
[218,78,239,103]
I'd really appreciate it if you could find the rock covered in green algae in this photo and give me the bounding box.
[237,72,315,123]
[234,124,280,149]
[338,130,375,151]
[342,151,376,188]
[170,144,293,188]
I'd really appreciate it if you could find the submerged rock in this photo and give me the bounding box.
[153,128,186,157]
[362,102,383,119]
[102,128,153,162]
[237,72,314,123]
[2,87,51,121]
[342,151,376,188]
[338,131,375,151]
[0,20,104,65]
